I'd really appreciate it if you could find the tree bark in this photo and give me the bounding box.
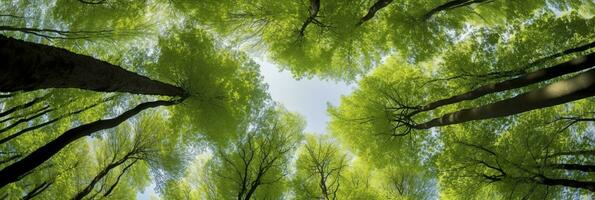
[357,0,393,26]
[410,52,595,117]
[424,0,492,19]
[0,35,185,97]
[413,67,595,129]
[0,99,182,188]
[538,176,595,192]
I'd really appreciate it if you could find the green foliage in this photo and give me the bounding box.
[1,0,595,199]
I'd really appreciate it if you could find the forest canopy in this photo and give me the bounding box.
[0,0,594,199]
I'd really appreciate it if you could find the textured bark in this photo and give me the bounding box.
[414,67,595,129]
[424,0,492,19]
[0,35,185,97]
[357,0,393,26]
[411,52,595,117]
[0,99,182,188]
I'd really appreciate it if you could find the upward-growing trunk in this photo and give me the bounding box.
[424,0,492,19]
[0,35,185,97]
[357,0,393,26]
[0,99,182,188]
[538,176,595,192]
[413,67,595,129]
[410,52,595,117]
[547,164,595,173]
[72,155,135,200]
[298,0,321,37]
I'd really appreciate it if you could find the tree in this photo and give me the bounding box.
[437,105,595,198]
[0,98,184,188]
[200,106,303,200]
[293,135,348,200]
[71,115,161,200]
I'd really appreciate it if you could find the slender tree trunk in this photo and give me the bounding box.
[0,95,46,118]
[72,156,134,200]
[0,108,53,134]
[102,160,137,197]
[0,99,182,188]
[298,0,321,37]
[413,67,595,129]
[357,0,393,26]
[244,181,260,200]
[22,181,53,200]
[538,176,595,192]
[424,0,492,19]
[0,97,112,145]
[422,40,595,87]
[410,52,595,117]
[0,35,185,97]
[548,164,595,173]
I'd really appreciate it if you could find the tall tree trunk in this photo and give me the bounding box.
[413,67,595,129]
[538,176,595,192]
[0,99,182,188]
[0,35,185,97]
[357,0,393,26]
[410,52,595,117]
[424,0,492,19]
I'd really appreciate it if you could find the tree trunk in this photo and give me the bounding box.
[413,67,595,129]
[0,95,46,118]
[539,176,595,192]
[298,0,321,37]
[357,0,393,26]
[0,35,185,97]
[102,160,136,197]
[72,156,133,200]
[424,0,491,19]
[0,99,181,188]
[0,97,111,145]
[411,52,595,117]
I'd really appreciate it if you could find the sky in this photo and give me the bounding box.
[255,57,355,134]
